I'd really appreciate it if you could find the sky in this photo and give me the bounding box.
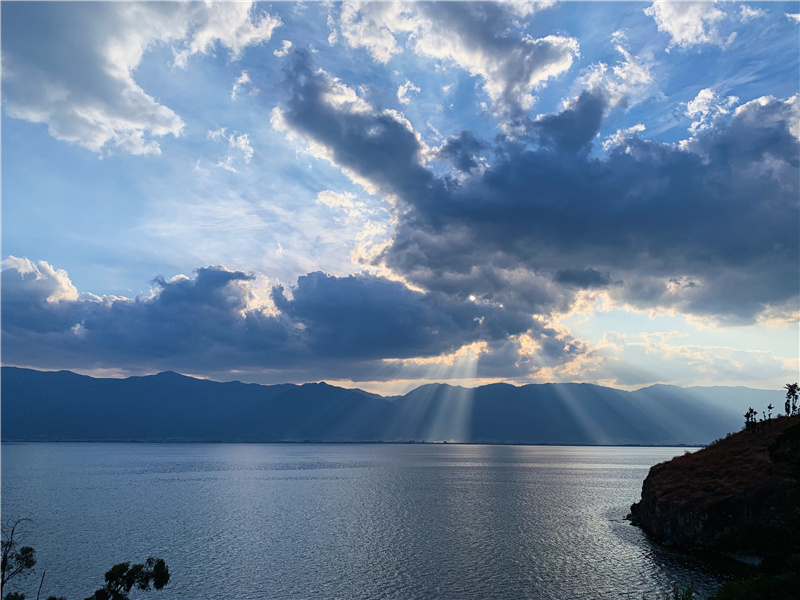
[1,1,798,395]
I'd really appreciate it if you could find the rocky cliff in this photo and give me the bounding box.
[629,415,800,561]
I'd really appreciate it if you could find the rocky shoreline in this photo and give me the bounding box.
[629,415,800,560]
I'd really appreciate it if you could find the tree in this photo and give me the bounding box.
[786,383,799,416]
[744,407,758,431]
[2,519,168,600]
[2,519,36,597]
[84,558,169,600]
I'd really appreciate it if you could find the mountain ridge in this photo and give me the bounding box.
[1,366,780,445]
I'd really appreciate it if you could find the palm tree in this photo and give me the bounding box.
[785,383,799,416]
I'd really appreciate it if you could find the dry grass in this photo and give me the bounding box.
[643,415,800,510]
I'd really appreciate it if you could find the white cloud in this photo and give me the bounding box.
[321,75,373,113]
[602,124,646,153]
[535,327,793,390]
[274,40,293,58]
[2,2,279,156]
[316,190,365,221]
[644,1,727,50]
[173,2,282,67]
[326,13,339,46]
[2,256,79,303]
[231,70,258,99]
[397,79,421,105]
[684,87,739,134]
[339,2,412,63]
[577,42,654,110]
[208,128,254,172]
[739,5,765,23]
[787,13,800,24]
[338,2,578,115]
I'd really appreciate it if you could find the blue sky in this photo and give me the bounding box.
[2,1,798,394]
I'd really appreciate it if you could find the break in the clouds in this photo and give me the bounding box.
[2,1,798,391]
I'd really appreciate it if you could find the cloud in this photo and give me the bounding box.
[172,2,281,67]
[552,331,793,389]
[231,70,258,99]
[271,271,515,360]
[683,87,739,134]
[337,2,578,115]
[436,131,488,173]
[788,13,800,24]
[602,124,647,153]
[532,91,607,154]
[397,79,420,105]
[739,5,765,23]
[1,259,533,378]
[554,269,612,290]
[644,1,729,51]
[272,51,431,197]
[2,256,79,305]
[274,52,798,326]
[575,39,655,111]
[2,2,278,155]
[9,256,789,389]
[274,40,293,58]
[338,2,410,63]
[208,127,254,172]
[316,190,368,222]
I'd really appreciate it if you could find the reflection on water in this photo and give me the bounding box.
[1,443,733,599]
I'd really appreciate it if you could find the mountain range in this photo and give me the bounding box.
[0,367,781,445]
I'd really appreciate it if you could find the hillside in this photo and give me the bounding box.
[629,415,800,559]
[0,367,780,445]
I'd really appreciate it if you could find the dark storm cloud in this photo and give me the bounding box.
[279,51,435,201]
[276,52,798,322]
[272,270,515,360]
[437,131,488,173]
[532,91,608,154]
[391,103,799,320]
[2,264,283,368]
[555,269,612,289]
[1,261,532,375]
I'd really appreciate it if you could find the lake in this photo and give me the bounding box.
[1,443,734,599]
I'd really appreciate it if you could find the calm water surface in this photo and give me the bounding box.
[1,443,734,599]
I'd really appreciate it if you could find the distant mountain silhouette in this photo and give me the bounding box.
[0,367,779,445]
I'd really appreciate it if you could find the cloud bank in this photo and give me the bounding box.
[2,258,550,381]
[276,51,799,327]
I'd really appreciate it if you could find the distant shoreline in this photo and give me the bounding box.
[0,439,704,448]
